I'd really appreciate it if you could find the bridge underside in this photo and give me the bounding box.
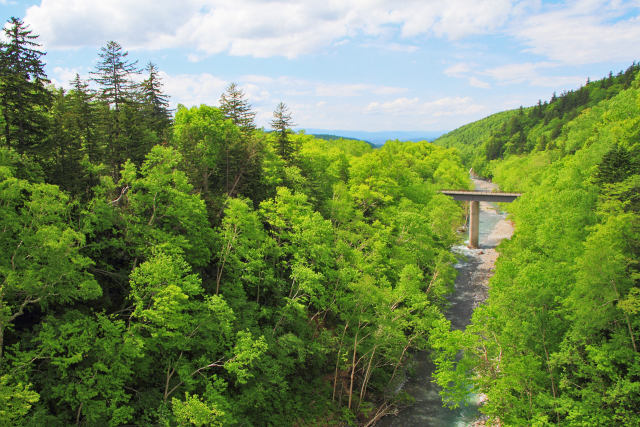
[441,190,521,248]
[440,190,521,203]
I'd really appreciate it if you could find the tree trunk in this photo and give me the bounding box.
[358,344,377,409]
[348,322,360,410]
[333,321,349,401]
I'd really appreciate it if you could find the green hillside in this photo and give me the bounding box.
[311,133,372,143]
[434,62,640,177]
[431,65,640,425]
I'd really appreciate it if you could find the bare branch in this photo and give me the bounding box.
[109,185,129,205]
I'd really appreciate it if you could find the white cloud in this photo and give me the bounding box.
[445,63,491,88]
[365,97,421,115]
[527,75,587,88]
[24,0,198,50]
[512,0,640,65]
[365,96,486,118]
[19,0,640,64]
[483,61,584,87]
[161,71,228,108]
[154,71,411,128]
[403,0,514,39]
[241,83,271,103]
[155,70,489,130]
[469,76,490,88]
[361,42,420,53]
[23,0,517,58]
[50,66,84,88]
[444,62,471,77]
[483,62,552,84]
[314,82,406,97]
[238,75,406,98]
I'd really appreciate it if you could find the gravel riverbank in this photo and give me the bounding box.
[377,178,514,426]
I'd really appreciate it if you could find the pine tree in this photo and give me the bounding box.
[91,41,142,176]
[0,17,51,153]
[271,102,295,160]
[219,83,256,133]
[68,74,99,160]
[140,62,171,139]
[91,41,139,112]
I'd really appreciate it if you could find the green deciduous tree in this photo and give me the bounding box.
[128,250,267,424]
[118,145,215,267]
[173,104,263,205]
[32,311,143,425]
[0,158,101,362]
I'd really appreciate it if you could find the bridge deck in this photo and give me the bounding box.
[441,190,522,203]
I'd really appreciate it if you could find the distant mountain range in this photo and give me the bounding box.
[300,129,448,146]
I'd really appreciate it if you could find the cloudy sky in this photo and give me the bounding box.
[2,0,639,133]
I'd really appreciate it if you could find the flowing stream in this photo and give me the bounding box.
[377,178,514,426]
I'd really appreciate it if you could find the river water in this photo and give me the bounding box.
[377,179,513,426]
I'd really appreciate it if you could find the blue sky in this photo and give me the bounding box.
[2,0,639,133]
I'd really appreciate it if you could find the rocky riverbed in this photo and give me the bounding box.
[378,178,513,426]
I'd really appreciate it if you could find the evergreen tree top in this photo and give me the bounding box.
[1,17,48,82]
[90,40,139,109]
[219,82,256,132]
[271,101,295,132]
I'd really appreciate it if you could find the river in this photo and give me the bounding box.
[377,178,514,426]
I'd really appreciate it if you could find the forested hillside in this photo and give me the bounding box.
[435,62,640,177]
[0,18,472,425]
[432,67,640,424]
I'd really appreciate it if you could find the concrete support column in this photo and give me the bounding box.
[469,201,479,249]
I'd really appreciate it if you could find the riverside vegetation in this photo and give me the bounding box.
[432,63,640,425]
[0,18,471,425]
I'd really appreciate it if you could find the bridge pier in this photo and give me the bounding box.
[469,201,479,249]
[440,190,522,249]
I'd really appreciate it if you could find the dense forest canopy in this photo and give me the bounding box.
[0,18,473,425]
[432,62,640,425]
[2,14,639,426]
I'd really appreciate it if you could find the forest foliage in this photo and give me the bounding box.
[436,62,640,178]
[432,65,640,425]
[0,18,471,425]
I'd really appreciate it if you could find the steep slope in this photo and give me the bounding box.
[430,68,640,425]
[434,62,640,176]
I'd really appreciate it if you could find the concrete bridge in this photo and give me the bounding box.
[441,190,521,248]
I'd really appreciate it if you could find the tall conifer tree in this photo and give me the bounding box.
[91,41,138,111]
[140,62,171,139]
[219,83,256,133]
[0,17,50,153]
[91,41,142,175]
[68,73,99,161]
[271,102,295,160]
